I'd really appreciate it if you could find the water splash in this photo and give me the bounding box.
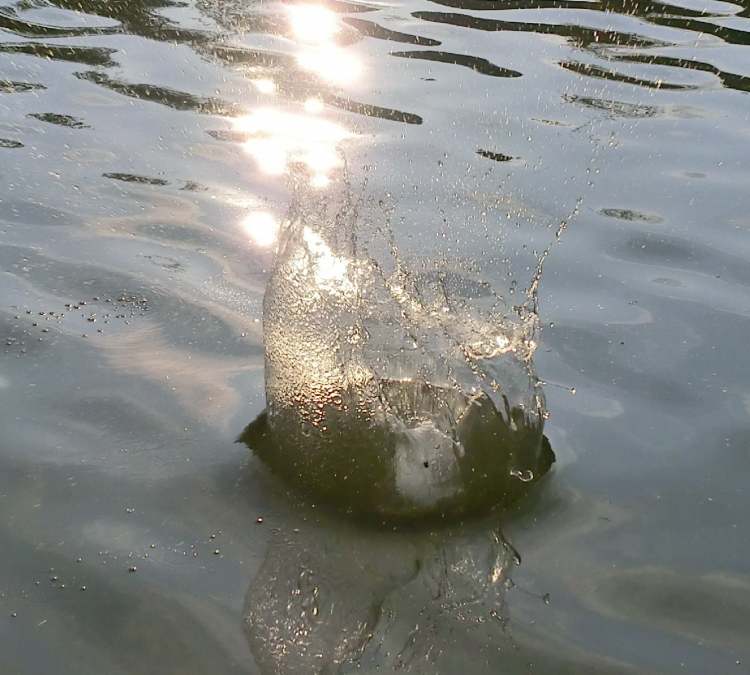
[241,166,554,519]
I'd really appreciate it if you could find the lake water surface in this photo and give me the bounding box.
[1,0,749,672]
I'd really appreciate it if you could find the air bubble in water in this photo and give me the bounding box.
[510,468,534,482]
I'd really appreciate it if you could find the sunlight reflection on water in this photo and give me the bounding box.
[232,108,352,184]
[241,210,279,248]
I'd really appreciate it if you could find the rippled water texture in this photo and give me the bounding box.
[1,0,750,672]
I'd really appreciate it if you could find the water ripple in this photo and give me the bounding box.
[391,49,522,76]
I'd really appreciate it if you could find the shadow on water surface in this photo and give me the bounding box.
[0,42,119,67]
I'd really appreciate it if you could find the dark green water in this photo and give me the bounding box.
[1,0,749,672]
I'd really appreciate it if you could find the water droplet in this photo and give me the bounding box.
[542,593,550,605]
[510,469,534,482]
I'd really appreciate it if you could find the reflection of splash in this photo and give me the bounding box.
[244,506,521,674]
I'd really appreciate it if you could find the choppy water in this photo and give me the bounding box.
[1,0,749,672]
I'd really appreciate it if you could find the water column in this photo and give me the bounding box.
[235,3,553,518]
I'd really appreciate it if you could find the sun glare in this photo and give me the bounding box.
[242,211,279,248]
[252,78,276,95]
[287,4,340,43]
[233,108,351,183]
[297,46,362,85]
